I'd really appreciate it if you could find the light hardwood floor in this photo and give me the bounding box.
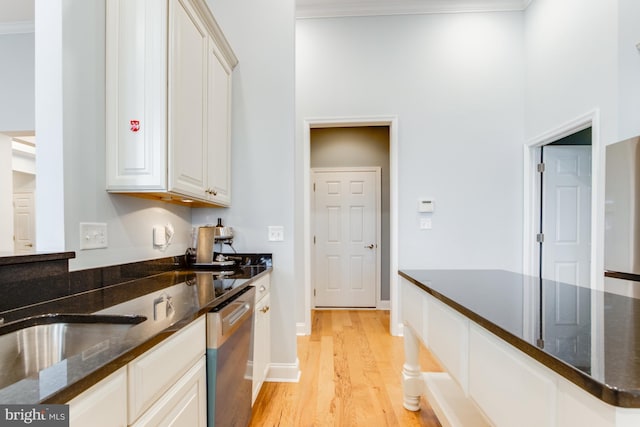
[249,310,443,427]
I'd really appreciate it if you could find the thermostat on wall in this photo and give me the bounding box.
[418,199,435,213]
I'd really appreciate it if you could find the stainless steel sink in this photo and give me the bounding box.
[0,314,146,390]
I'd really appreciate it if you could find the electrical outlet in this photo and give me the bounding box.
[80,222,108,249]
[419,217,432,230]
[268,226,284,241]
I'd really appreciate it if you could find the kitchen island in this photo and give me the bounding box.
[399,269,640,427]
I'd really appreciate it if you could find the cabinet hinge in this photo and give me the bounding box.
[536,233,544,243]
[537,162,545,173]
[313,183,316,192]
[314,289,316,297]
[313,235,316,244]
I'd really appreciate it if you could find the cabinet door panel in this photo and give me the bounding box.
[131,357,207,427]
[106,0,167,190]
[207,40,232,206]
[68,367,127,427]
[128,317,205,424]
[168,0,208,197]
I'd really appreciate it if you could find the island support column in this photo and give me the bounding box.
[402,322,423,411]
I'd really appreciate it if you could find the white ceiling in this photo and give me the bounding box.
[296,0,532,18]
[0,0,531,24]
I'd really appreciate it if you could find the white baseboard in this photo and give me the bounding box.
[266,358,301,383]
[296,322,309,336]
[378,300,390,310]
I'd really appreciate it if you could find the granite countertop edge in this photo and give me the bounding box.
[39,267,272,404]
[398,269,640,409]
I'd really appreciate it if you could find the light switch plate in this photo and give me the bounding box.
[80,222,108,249]
[268,226,284,241]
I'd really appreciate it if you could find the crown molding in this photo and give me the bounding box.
[0,20,34,35]
[296,0,532,19]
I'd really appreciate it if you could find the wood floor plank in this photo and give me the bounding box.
[249,310,443,427]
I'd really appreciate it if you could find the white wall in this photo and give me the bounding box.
[0,32,34,132]
[296,12,526,324]
[193,0,298,376]
[618,0,640,140]
[524,0,618,143]
[36,0,192,268]
[524,0,640,290]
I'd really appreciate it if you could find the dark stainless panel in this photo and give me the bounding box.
[605,136,640,275]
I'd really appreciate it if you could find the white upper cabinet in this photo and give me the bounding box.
[106,0,237,207]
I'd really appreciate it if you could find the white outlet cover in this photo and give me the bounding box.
[268,226,284,241]
[420,217,432,230]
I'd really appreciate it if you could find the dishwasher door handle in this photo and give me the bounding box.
[207,287,256,348]
[226,302,251,327]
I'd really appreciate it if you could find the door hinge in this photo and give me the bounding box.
[536,233,544,243]
[537,162,545,173]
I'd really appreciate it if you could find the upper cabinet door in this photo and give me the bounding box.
[207,38,232,207]
[168,0,209,199]
[106,0,168,190]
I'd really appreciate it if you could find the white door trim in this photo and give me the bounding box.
[523,109,604,291]
[301,116,400,336]
[311,166,381,308]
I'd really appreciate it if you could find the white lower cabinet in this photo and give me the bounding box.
[131,357,206,427]
[68,367,128,427]
[468,324,555,427]
[67,316,206,427]
[252,274,271,404]
[128,316,206,425]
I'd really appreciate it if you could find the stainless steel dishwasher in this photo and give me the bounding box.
[206,286,256,427]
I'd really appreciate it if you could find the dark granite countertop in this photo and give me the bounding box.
[0,252,75,266]
[399,269,640,408]
[0,261,271,405]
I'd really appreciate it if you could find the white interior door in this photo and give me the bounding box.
[312,168,380,307]
[13,192,35,253]
[541,146,592,287]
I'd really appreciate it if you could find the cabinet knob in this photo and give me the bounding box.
[205,188,218,196]
[259,285,266,292]
[260,306,270,313]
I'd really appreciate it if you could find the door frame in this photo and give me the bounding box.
[311,166,382,308]
[301,116,400,336]
[523,109,604,291]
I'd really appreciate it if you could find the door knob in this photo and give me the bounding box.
[365,244,375,249]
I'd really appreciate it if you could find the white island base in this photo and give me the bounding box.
[400,276,640,427]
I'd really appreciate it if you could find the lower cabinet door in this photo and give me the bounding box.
[131,356,207,427]
[68,367,127,427]
[252,293,271,404]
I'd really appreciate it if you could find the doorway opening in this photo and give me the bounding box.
[524,111,603,291]
[535,128,592,287]
[302,117,400,336]
[1,132,36,253]
[310,127,388,308]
